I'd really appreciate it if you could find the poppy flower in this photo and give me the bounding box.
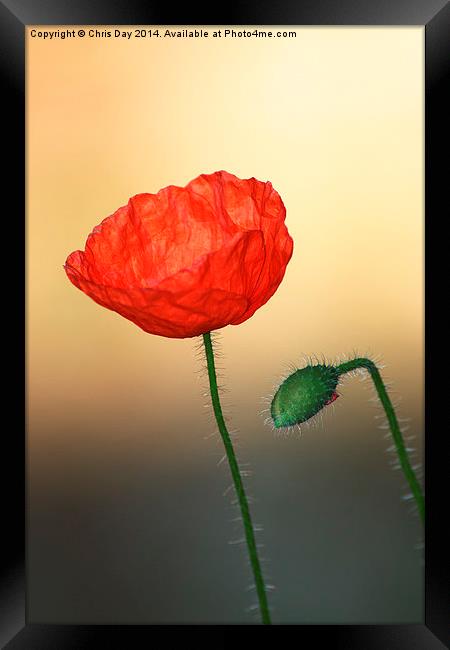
[65,170,293,338]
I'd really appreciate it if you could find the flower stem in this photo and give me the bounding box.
[335,358,424,526]
[202,332,271,624]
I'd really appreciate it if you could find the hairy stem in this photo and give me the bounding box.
[335,358,424,526]
[202,332,271,624]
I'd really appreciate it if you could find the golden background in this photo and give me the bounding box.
[27,27,424,623]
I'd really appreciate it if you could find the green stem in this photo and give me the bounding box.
[202,332,271,624]
[335,358,424,526]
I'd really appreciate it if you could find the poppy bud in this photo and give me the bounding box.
[271,364,339,428]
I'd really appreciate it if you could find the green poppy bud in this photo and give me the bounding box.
[271,364,340,428]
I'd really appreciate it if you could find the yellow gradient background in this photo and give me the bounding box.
[27,27,424,623]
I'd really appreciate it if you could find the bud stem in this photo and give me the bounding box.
[202,332,271,624]
[335,358,425,526]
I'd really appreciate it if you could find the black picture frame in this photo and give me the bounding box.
[2,0,448,647]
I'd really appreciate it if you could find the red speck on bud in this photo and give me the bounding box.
[324,392,339,406]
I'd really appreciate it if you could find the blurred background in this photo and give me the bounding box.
[27,26,424,623]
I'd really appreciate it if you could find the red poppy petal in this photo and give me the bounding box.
[65,171,293,338]
[65,230,266,337]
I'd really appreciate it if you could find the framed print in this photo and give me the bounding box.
[1,0,448,647]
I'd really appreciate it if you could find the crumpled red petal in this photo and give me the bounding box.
[65,170,293,338]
